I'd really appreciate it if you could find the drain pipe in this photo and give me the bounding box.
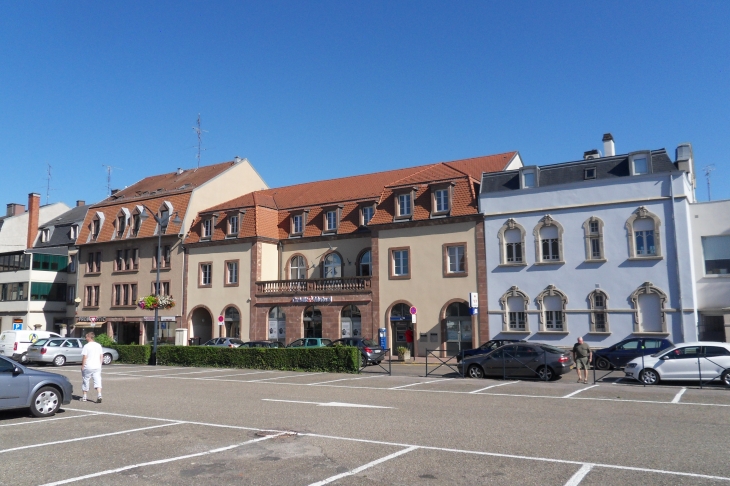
[668,173,685,342]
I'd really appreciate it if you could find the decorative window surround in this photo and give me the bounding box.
[533,215,565,265]
[499,286,530,333]
[536,285,568,333]
[497,218,527,266]
[630,282,668,333]
[588,289,610,333]
[625,206,663,259]
[582,216,606,262]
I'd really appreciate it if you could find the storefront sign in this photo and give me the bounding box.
[291,296,333,303]
[143,316,177,322]
[77,316,106,322]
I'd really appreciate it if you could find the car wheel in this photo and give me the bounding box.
[53,355,66,367]
[595,357,611,370]
[721,370,730,388]
[31,386,61,417]
[103,353,113,366]
[375,361,383,366]
[639,368,660,385]
[537,366,555,381]
[467,365,484,379]
[19,353,29,364]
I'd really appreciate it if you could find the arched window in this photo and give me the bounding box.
[390,303,411,321]
[582,217,605,261]
[625,207,662,258]
[268,306,286,341]
[588,290,609,333]
[497,219,526,265]
[536,285,568,332]
[358,250,372,277]
[533,215,564,263]
[290,255,307,280]
[224,306,240,338]
[630,282,667,333]
[341,305,361,337]
[499,286,529,332]
[444,301,471,355]
[322,253,342,278]
[303,306,322,338]
[269,306,286,319]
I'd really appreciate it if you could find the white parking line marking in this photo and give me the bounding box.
[0,412,99,428]
[262,399,394,409]
[309,375,384,386]
[611,378,625,385]
[38,432,287,486]
[564,463,594,485]
[61,409,730,482]
[389,378,454,390]
[671,388,687,403]
[563,385,599,398]
[309,446,418,485]
[470,381,519,394]
[198,371,274,379]
[247,373,323,382]
[0,423,181,454]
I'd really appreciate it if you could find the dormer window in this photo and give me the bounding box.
[227,214,239,236]
[116,215,126,238]
[361,205,375,226]
[70,225,78,240]
[431,184,452,217]
[324,210,338,232]
[132,212,141,236]
[584,167,596,180]
[520,167,539,189]
[159,207,169,234]
[40,228,50,243]
[396,192,412,218]
[90,212,105,241]
[291,214,304,235]
[202,218,213,239]
[630,151,651,176]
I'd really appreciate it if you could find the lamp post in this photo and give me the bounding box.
[139,207,181,364]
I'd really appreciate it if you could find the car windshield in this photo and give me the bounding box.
[652,345,675,357]
[539,345,564,354]
[361,339,378,347]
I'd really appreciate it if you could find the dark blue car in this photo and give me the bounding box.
[593,337,673,370]
[456,339,523,362]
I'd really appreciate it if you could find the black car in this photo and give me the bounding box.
[329,338,385,365]
[458,343,574,381]
[456,339,523,362]
[593,337,674,370]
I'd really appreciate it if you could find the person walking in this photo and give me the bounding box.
[404,326,414,358]
[572,337,592,384]
[81,332,103,403]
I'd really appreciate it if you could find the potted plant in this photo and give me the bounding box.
[396,346,411,361]
[137,295,176,310]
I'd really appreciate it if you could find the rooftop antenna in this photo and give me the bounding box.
[703,165,716,201]
[102,165,123,197]
[45,163,52,205]
[192,113,207,169]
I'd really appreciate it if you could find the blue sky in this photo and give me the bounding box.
[1,1,729,209]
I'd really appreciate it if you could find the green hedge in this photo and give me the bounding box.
[156,346,360,373]
[110,345,152,365]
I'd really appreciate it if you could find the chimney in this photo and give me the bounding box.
[76,200,85,207]
[27,193,40,248]
[110,189,120,196]
[176,168,184,175]
[6,203,25,217]
[583,149,600,160]
[603,133,615,157]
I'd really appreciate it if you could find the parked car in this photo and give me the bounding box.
[239,341,284,348]
[328,338,385,365]
[456,339,524,362]
[287,338,332,348]
[0,331,62,363]
[202,338,246,348]
[458,343,574,381]
[25,338,119,367]
[0,355,73,417]
[624,342,730,386]
[593,337,674,370]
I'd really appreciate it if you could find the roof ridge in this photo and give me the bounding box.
[387,163,442,187]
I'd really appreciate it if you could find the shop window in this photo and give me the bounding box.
[303,306,322,338]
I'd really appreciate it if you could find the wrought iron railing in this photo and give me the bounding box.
[256,277,372,294]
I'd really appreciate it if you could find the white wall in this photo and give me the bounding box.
[691,199,730,312]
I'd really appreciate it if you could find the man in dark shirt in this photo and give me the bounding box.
[572,337,592,384]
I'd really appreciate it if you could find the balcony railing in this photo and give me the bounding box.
[256,277,371,294]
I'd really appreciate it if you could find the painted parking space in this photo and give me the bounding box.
[679,387,730,405]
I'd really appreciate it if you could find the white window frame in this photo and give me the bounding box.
[582,216,605,262]
[291,214,304,235]
[202,218,213,238]
[228,214,239,236]
[325,210,338,232]
[226,261,238,284]
[497,219,527,266]
[629,151,651,176]
[533,215,564,264]
[625,206,662,259]
[396,191,413,219]
[499,286,530,333]
[629,282,668,333]
[536,285,568,333]
[361,205,375,226]
[588,289,610,333]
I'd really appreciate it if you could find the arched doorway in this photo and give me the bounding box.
[303,306,322,338]
[445,301,472,356]
[341,305,361,338]
[389,303,412,355]
[268,306,286,342]
[224,307,240,339]
[191,307,213,344]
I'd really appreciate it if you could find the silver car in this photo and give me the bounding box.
[0,355,73,417]
[26,338,119,367]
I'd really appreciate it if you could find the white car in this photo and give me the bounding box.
[624,341,730,387]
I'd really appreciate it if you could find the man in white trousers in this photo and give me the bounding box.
[81,332,103,403]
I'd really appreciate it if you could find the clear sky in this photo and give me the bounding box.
[1,1,729,210]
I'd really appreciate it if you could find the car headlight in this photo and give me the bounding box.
[626,363,637,368]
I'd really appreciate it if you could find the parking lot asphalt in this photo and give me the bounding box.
[1,363,730,485]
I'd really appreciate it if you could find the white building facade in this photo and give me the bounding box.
[479,138,699,348]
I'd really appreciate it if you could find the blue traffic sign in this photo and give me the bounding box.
[12,323,22,331]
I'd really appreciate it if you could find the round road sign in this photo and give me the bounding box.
[218,315,224,323]
[409,306,417,315]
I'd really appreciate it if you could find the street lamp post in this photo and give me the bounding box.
[140,207,181,364]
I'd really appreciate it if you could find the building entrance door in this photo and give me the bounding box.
[341,305,361,339]
[303,306,322,338]
[268,307,286,342]
[445,302,473,357]
[390,303,411,354]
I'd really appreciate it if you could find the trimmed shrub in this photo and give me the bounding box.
[94,333,115,347]
[156,346,360,373]
[111,345,152,365]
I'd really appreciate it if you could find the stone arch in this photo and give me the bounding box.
[286,253,309,280]
[385,300,415,356]
[187,304,214,344]
[533,215,564,263]
[625,206,662,258]
[497,219,527,265]
[498,286,530,332]
[220,304,242,339]
[319,250,344,278]
[630,282,668,333]
[536,285,568,332]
